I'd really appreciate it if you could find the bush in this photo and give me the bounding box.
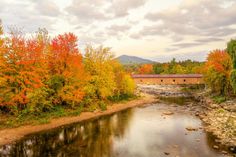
[47,75,65,91]
[27,87,55,113]
[87,103,98,112]
[99,101,107,111]
[212,96,226,104]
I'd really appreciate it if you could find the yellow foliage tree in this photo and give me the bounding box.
[84,45,116,99]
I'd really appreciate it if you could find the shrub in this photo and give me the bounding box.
[99,101,107,111]
[212,96,226,104]
[27,87,55,113]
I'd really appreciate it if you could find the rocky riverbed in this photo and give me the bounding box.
[138,84,236,155]
[137,84,191,97]
[195,93,236,153]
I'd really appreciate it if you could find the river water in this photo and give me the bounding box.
[0,98,232,157]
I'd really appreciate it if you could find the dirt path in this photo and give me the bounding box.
[0,94,157,146]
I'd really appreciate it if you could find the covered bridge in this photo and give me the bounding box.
[132,74,204,85]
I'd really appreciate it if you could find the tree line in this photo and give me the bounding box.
[125,59,204,75]
[0,23,135,115]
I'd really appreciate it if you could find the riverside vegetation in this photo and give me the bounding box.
[0,22,136,128]
[201,40,236,149]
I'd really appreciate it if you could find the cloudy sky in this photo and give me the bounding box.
[1,0,236,62]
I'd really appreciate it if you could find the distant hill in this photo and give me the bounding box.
[116,55,154,64]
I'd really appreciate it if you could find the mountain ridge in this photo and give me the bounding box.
[116,55,155,64]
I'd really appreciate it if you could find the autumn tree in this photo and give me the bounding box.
[84,45,135,102]
[138,64,153,74]
[0,28,49,112]
[204,50,232,95]
[48,33,86,108]
[112,60,136,98]
[84,45,116,100]
[0,27,86,112]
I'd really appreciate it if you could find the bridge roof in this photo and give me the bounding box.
[132,74,203,78]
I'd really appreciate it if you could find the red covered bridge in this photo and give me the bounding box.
[132,74,204,85]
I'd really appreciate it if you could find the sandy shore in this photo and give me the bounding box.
[0,94,157,146]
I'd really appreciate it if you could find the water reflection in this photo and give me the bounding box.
[0,103,231,157]
[159,96,193,105]
[0,110,133,157]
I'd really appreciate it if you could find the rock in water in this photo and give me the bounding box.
[164,152,170,155]
[185,127,198,131]
[213,145,219,149]
[162,111,174,115]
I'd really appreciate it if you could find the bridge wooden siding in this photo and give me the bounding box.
[132,74,204,85]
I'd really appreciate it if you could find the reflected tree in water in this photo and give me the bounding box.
[0,109,133,157]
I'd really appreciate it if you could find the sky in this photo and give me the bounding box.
[0,0,236,62]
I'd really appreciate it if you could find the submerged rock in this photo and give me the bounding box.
[185,127,198,131]
[164,152,170,155]
[162,111,174,115]
[213,145,219,149]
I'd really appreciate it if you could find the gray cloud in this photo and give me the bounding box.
[172,42,202,49]
[145,0,236,37]
[109,0,147,17]
[169,37,224,50]
[108,24,130,32]
[129,24,168,39]
[165,47,179,52]
[146,0,236,29]
[106,24,131,37]
[33,0,61,17]
[204,27,236,37]
[195,37,224,43]
[153,51,208,62]
[0,0,59,32]
[66,0,147,24]
[66,0,110,24]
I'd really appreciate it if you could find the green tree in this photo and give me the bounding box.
[153,64,164,74]
[227,39,236,93]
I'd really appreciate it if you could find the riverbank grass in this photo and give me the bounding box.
[0,95,137,129]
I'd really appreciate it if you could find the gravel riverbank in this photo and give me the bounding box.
[195,93,236,153]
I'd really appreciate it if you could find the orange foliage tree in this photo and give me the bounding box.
[0,27,86,112]
[138,64,153,74]
[204,50,232,95]
[0,30,47,109]
[48,33,86,107]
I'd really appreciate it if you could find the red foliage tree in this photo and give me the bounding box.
[138,64,153,74]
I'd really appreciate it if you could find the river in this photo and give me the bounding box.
[0,97,232,157]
